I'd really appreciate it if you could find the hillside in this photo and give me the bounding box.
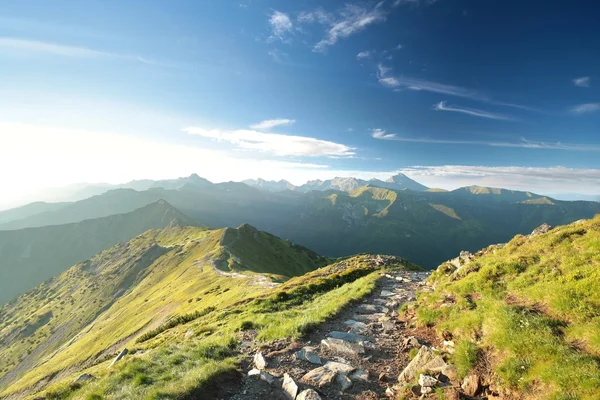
[0,224,340,398]
[412,215,600,398]
[3,182,599,268]
[0,201,193,306]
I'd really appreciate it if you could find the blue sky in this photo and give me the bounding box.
[0,0,599,206]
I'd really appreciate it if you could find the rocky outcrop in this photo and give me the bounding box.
[529,223,552,238]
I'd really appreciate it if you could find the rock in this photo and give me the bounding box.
[108,348,128,368]
[398,346,437,384]
[348,321,370,335]
[297,389,321,400]
[294,347,322,365]
[402,336,421,349]
[461,374,480,397]
[418,374,438,388]
[301,361,355,388]
[421,386,433,394]
[443,340,455,347]
[423,355,448,373]
[321,337,365,356]
[378,372,387,382]
[248,368,275,384]
[344,319,359,326]
[254,352,267,369]
[380,290,395,297]
[441,364,458,381]
[349,369,369,382]
[357,304,378,313]
[336,373,353,391]
[282,373,299,399]
[352,313,386,322]
[530,223,552,238]
[73,373,95,384]
[385,387,395,397]
[328,331,373,343]
[410,385,421,396]
[381,320,395,331]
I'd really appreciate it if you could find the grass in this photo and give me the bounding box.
[416,215,600,398]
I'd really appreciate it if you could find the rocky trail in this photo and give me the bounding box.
[226,269,484,400]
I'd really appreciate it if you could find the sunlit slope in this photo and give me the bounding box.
[0,200,193,306]
[416,215,600,398]
[0,224,329,396]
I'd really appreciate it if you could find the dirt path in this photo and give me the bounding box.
[229,269,434,400]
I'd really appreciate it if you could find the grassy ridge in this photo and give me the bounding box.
[415,215,600,399]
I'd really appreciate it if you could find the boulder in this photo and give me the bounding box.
[282,373,299,399]
[108,348,128,368]
[294,347,322,365]
[418,374,438,388]
[301,361,355,388]
[254,352,267,369]
[423,356,448,373]
[321,337,365,356]
[380,290,395,297]
[530,223,552,238]
[248,368,275,384]
[328,331,373,343]
[461,374,480,397]
[357,304,378,314]
[348,321,370,335]
[441,364,458,381]
[349,369,369,382]
[297,389,321,400]
[398,346,437,384]
[402,336,421,349]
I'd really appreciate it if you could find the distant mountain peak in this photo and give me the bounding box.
[385,173,409,183]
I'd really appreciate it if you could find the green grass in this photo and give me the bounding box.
[417,215,600,398]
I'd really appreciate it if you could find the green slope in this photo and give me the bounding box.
[0,200,194,306]
[0,224,333,398]
[415,215,600,398]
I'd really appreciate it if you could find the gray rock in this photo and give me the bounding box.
[381,320,395,331]
[328,331,373,343]
[73,373,95,384]
[301,361,355,388]
[461,374,480,397]
[254,352,267,370]
[108,348,128,368]
[380,290,395,297]
[321,337,365,356]
[248,368,275,384]
[336,373,353,391]
[398,346,437,384]
[441,364,458,381]
[297,389,321,400]
[348,321,370,335]
[530,223,552,238]
[357,304,378,313]
[294,348,322,365]
[423,355,448,373]
[418,374,438,388]
[402,336,421,348]
[349,369,369,382]
[282,373,299,399]
[352,313,386,322]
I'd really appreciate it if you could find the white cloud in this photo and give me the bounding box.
[570,103,600,114]
[269,11,293,41]
[371,129,397,139]
[304,3,387,52]
[0,37,111,57]
[356,50,372,59]
[184,126,355,157]
[250,118,296,129]
[573,76,591,88]
[370,128,600,151]
[398,165,600,196]
[434,101,514,121]
[393,0,440,7]
[395,44,404,50]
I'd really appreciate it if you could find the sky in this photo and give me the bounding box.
[1,0,599,208]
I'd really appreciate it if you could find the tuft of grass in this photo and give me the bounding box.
[452,340,479,379]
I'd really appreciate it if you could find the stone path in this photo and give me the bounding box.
[230,269,438,400]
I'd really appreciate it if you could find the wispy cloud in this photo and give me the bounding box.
[184,126,355,157]
[393,0,440,7]
[570,103,600,114]
[300,3,387,52]
[371,128,600,151]
[377,64,481,99]
[250,119,296,129]
[434,101,514,121]
[395,44,404,50]
[356,50,372,59]
[269,11,293,42]
[371,129,397,139]
[573,76,591,88]
[0,37,111,57]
